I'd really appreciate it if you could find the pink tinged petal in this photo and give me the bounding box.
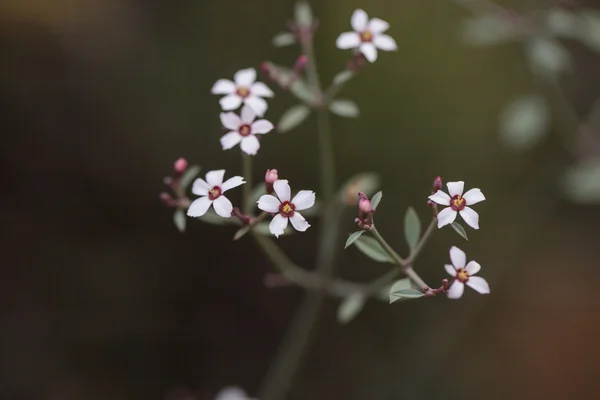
[187,197,212,217]
[351,9,369,31]
[212,196,233,218]
[191,178,210,196]
[436,207,457,228]
[244,96,268,117]
[273,179,291,202]
[240,135,260,155]
[289,212,310,232]
[220,94,242,111]
[205,169,226,187]
[368,18,389,33]
[462,188,486,205]
[211,79,236,95]
[444,264,456,277]
[251,119,274,134]
[234,68,256,86]
[336,32,361,49]
[291,190,315,210]
[220,112,241,130]
[447,281,465,299]
[428,190,451,205]
[250,82,274,98]
[466,276,490,294]
[465,260,481,275]
[360,42,378,62]
[373,34,398,51]
[257,194,281,213]
[221,176,245,192]
[269,214,288,237]
[459,206,480,230]
[220,132,242,150]
[450,246,467,268]
[447,181,465,197]
[240,105,256,124]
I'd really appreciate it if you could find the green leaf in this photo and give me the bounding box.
[562,161,600,204]
[245,184,265,213]
[338,172,381,205]
[500,94,549,151]
[173,209,186,233]
[526,37,571,77]
[180,165,201,190]
[576,11,600,52]
[389,289,424,304]
[233,225,251,241]
[371,191,383,210]
[272,32,296,47]
[450,222,469,241]
[197,211,240,226]
[337,293,365,324]
[289,80,314,103]
[387,279,413,303]
[294,1,313,28]
[353,236,392,263]
[403,207,421,250]
[332,70,354,86]
[277,104,311,133]
[329,99,360,118]
[460,15,519,46]
[344,231,364,249]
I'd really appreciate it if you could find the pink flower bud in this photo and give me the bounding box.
[265,169,279,184]
[159,192,175,207]
[433,176,443,192]
[357,192,372,214]
[173,158,188,174]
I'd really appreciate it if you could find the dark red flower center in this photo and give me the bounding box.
[239,124,252,137]
[360,30,373,42]
[450,194,466,211]
[208,186,222,200]
[279,201,295,217]
[236,86,250,98]
[456,268,470,283]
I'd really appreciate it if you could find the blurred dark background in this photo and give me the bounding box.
[2,0,600,399]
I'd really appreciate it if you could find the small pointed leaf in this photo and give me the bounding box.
[332,70,354,86]
[387,279,412,303]
[389,289,424,303]
[233,225,251,241]
[294,1,313,28]
[450,222,469,241]
[353,235,392,263]
[173,209,186,233]
[198,211,239,226]
[180,165,201,190]
[272,32,296,47]
[500,94,549,150]
[345,230,365,248]
[329,99,360,118]
[277,104,311,133]
[371,191,383,210]
[337,293,366,324]
[404,207,421,250]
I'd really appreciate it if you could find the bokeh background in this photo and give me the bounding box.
[2,0,600,399]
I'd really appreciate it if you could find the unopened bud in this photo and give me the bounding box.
[265,169,278,194]
[357,192,372,214]
[433,176,443,192]
[173,158,188,174]
[163,176,174,186]
[260,61,271,75]
[160,192,176,207]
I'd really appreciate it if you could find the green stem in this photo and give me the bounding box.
[242,153,252,214]
[317,109,335,203]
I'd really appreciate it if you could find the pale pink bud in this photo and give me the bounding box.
[265,169,279,184]
[357,192,372,214]
[433,176,443,192]
[173,158,188,174]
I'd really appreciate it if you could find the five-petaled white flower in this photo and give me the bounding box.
[215,386,256,400]
[428,181,485,229]
[445,246,490,299]
[187,170,245,218]
[220,105,274,155]
[211,68,274,116]
[257,180,315,237]
[336,9,398,63]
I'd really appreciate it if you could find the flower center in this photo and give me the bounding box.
[279,201,295,217]
[450,195,466,211]
[456,268,470,283]
[208,186,222,200]
[360,30,373,42]
[236,86,250,98]
[239,124,252,137]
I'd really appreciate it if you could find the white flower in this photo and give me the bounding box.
[257,179,315,237]
[445,246,490,299]
[187,170,245,218]
[215,386,256,400]
[428,181,486,229]
[220,105,274,155]
[336,9,398,63]
[211,68,274,116]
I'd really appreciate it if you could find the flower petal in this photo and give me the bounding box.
[273,179,291,202]
[463,188,486,205]
[373,34,398,51]
[220,112,241,130]
[244,96,268,117]
[368,18,389,33]
[428,190,451,205]
[465,260,481,275]
[447,281,465,299]
[291,190,315,210]
[257,194,281,213]
[240,105,256,124]
[289,212,310,232]
[459,207,480,229]
[220,132,242,150]
[466,276,490,294]
[336,32,361,49]
[191,178,210,196]
[187,196,212,217]
[360,42,378,62]
[444,264,456,277]
[250,82,274,98]
[206,169,226,187]
[220,94,242,110]
[213,196,233,218]
[436,207,457,228]
[447,181,465,197]
[234,68,256,86]
[351,9,368,31]
[221,176,245,192]
[269,214,288,237]
[450,246,467,268]
[211,79,236,95]
[251,119,274,134]
[240,135,260,156]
